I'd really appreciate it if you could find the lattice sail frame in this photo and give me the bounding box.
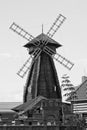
[47,14,66,38]
[10,14,74,78]
[43,46,74,70]
[17,48,41,78]
[9,22,40,46]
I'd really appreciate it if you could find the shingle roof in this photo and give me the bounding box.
[12,96,47,114]
[24,33,62,48]
[66,79,87,102]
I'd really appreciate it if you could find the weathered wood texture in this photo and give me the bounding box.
[0,125,84,130]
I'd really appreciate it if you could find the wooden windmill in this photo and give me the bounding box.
[10,14,74,102]
[10,14,74,125]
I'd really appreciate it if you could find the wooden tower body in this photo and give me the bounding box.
[24,33,62,102]
[13,33,63,125]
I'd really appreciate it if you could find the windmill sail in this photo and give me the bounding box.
[44,46,74,70]
[17,48,41,78]
[47,14,66,38]
[10,22,40,46]
[34,14,66,61]
[17,56,33,78]
[10,22,34,41]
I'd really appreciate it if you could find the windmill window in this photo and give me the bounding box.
[28,86,31,93]
[29,122,32,125]
[54,86,56,91]
[36,108,40,113]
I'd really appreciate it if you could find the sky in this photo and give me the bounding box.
[0,0,87,102]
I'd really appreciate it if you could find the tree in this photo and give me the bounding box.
[61,74,77,101]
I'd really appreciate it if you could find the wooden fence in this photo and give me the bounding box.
[0,125,84,130]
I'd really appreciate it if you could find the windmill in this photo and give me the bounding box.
[10,14,74,103]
